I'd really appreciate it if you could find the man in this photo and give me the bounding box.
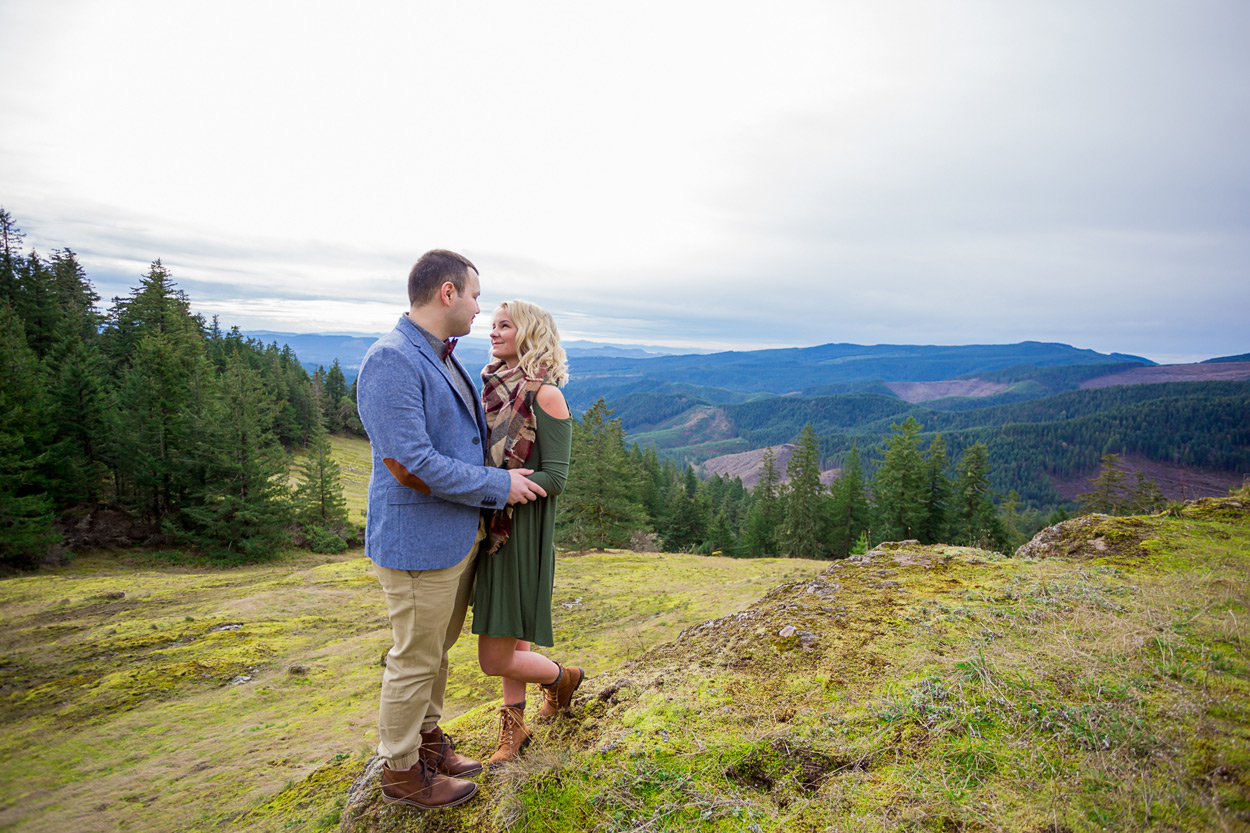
[356,249,546,809]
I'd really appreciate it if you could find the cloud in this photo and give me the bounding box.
[2,1,1247,365]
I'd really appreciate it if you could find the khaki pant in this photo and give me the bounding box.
[373,523,484,770]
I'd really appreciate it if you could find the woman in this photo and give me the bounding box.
[473,299,583,768]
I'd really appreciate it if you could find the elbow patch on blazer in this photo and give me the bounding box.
[383,458,431,494]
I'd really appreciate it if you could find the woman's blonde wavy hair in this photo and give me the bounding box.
[494,299,569,387]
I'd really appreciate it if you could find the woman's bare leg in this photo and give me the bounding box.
[479,635,561,687]
[502,641,531,705]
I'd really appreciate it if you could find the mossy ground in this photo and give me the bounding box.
[303,492,1247,833]
[5,479,1247,832]
[0,546,824,833]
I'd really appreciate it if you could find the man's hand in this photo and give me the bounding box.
[507,468,548,505]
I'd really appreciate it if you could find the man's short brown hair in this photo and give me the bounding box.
[408,249,478,306]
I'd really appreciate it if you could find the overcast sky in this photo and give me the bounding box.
[2,1,1247,364]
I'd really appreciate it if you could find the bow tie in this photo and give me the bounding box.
[442,338,458,359]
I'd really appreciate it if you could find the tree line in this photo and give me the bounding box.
[614,379,1248,512]
[1,208,356,568]
[557,403,1041,559]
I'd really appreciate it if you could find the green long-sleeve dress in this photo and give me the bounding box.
[471,399,572,647]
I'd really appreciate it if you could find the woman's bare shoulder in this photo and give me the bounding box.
[535,384,571,419]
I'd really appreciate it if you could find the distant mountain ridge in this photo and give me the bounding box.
[563,340,1154,409]
[242,331,702,377]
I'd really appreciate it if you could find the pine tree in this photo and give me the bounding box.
[741,447,784,557]
[662,466,708,552]
[952,442,1006,550]
[104,259,202,370]
[175,353,291,560]
[828,443,871,559]
[46,337,115,506]
[47,249,100,342]
[999,489,1029,550]
[780,424,827,559]
[0,208,26,308]
[293,420,350,536]
[108,262,213,521]
[324,360,348,429]
[919,434,953,544]
[557,399,647,549]
[632,443,673,532]
[663,490,707,552]
[311,365,327,427]
[1077,453,1129,515]
[873,416,927,543]
[1127,470,1166,514]
[15,252,61,358]
[707,509,737,556]
[0,304,60,566]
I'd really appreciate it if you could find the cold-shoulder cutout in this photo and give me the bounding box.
[535,384,570,419]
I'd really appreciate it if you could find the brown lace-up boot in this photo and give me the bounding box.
[538,663,584,718]
[420,725,483,778]
[380,757,477,809]
[486,705,532,769]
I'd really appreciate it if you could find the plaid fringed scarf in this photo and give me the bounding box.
[481,360,549,554]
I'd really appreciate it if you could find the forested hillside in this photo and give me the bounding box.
[563,333,1247,520]
[610,378,1248,512]
[0,209,360,568]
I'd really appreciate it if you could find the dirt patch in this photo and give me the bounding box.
[1079,361,1250,388]
[1050,454,1245,503]
[726,739,850,793]
[56,506,161,549]
[884,379,1010,403]
[700,444,840,490]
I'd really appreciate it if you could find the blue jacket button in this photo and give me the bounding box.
[472,437,480,444]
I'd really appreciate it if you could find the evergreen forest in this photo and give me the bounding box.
[0,209,361,568]
[557,405,1073,560]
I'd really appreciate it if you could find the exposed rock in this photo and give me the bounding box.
[1015,514,1152,560]
[339,755,386,830]
[803,580,840,600]
[778,625,797,638]
[872,540,920,550]
[1183,493,1249,520]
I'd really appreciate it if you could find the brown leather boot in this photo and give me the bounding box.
[538,663,585,718]
[380,758,477,809]
[486,705,532,769]
[420,725,483,777]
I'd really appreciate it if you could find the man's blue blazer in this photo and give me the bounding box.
[356,315,511,571]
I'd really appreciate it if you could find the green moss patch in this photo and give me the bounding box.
[321,496,1250,832]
